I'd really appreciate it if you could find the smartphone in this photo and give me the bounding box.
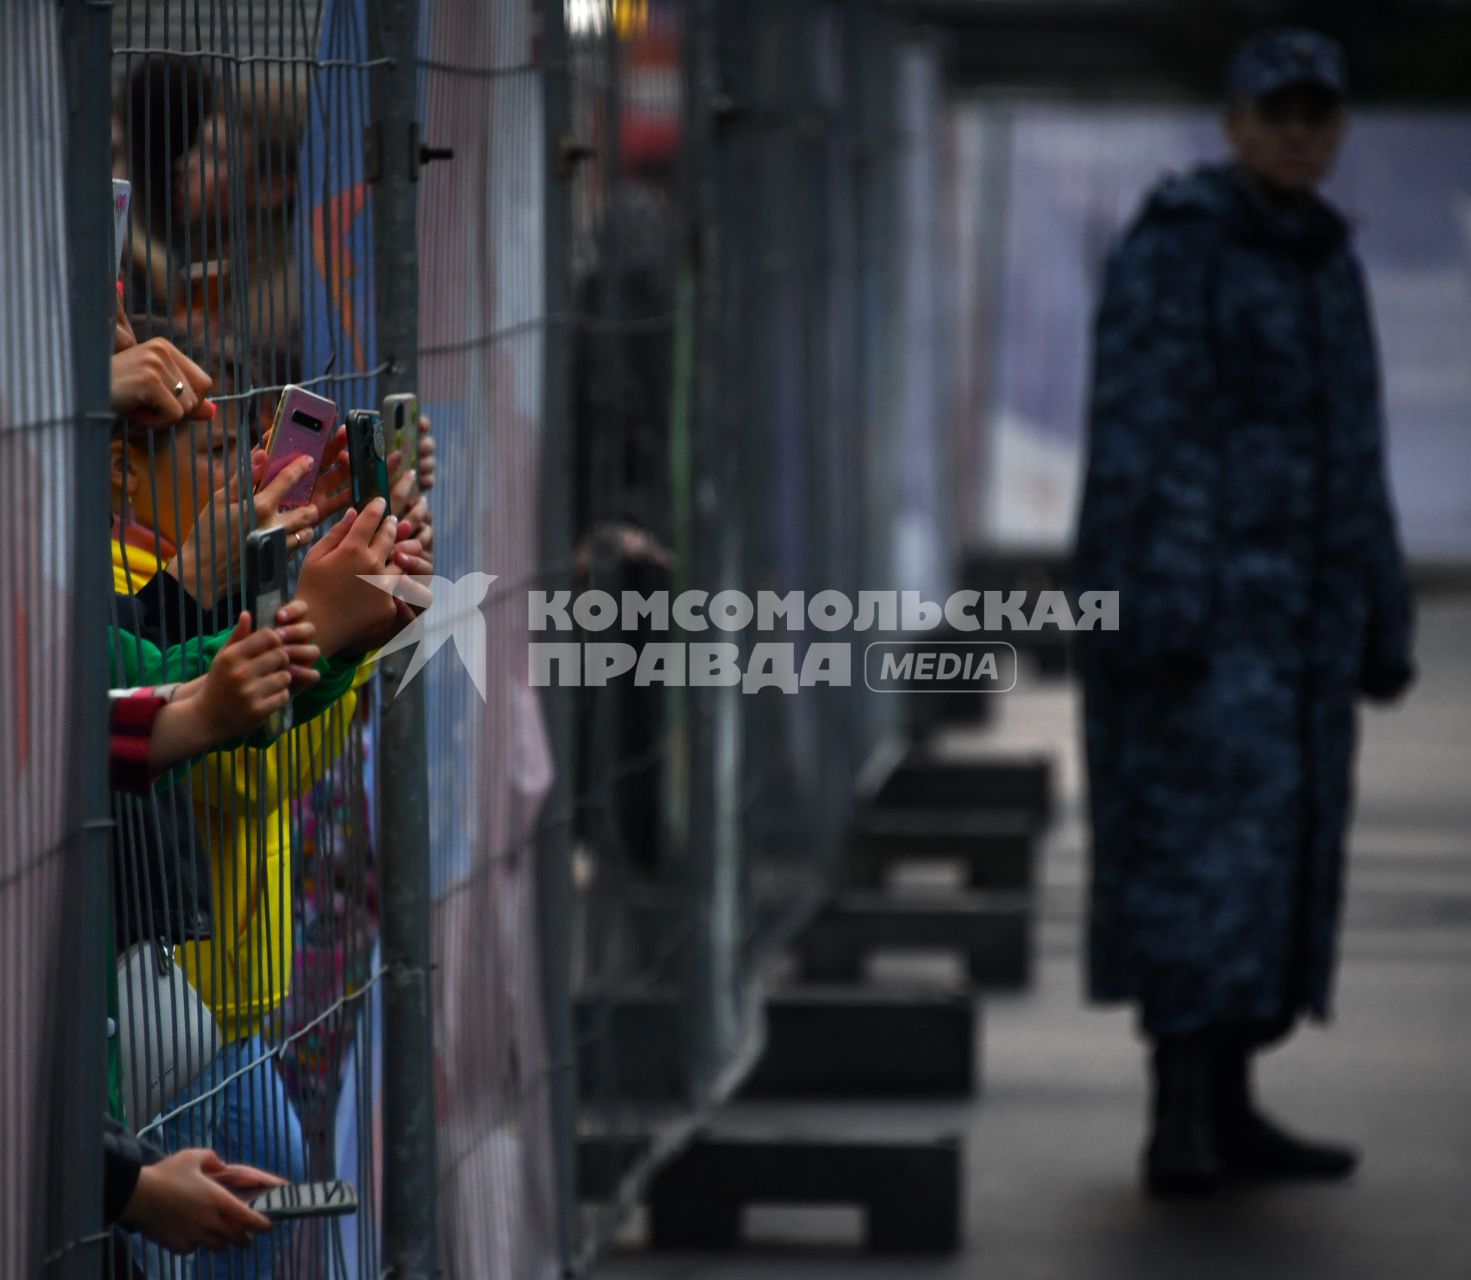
[244,526,291,740]
[112,179,131,275]
[249,1180,357,1221]
[346,409,390,508]
[263,386,337,510]
[381,392,418,473]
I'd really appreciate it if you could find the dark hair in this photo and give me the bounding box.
[237,77,305,192]
[118,56,216,242]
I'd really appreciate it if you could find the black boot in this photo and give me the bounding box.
[1144,1034,1222,1197]
[1213,1043,1359,1182]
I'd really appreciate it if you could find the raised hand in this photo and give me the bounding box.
[189,612,292,740]
[294,498,402,658]
[110,338,214,428]
[271,599,324,690]
[168,453,318,604]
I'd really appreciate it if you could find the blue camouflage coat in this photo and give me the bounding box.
[1073,163,1413,1038]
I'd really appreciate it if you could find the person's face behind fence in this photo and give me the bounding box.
[176,107,295,231]
[111,346,254,548]
[1226,83,1347,196]
[177,111,233,227]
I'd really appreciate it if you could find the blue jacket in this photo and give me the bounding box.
[1073,162,1413,1036]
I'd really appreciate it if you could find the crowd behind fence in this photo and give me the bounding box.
[3,0,960,1276]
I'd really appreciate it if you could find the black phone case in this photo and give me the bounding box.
[244,526,291,739]
[347,410,390,508]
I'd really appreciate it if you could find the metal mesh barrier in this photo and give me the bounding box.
[15,3,1471,1276]
[105,3,384,1276]
[415,2,560,1274]
[555,0,920,1266]
[559,1,700,1257]
[12,2,933,1277]
[711,0,912,981]
[2,3,107,1275]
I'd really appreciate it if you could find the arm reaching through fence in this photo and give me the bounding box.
[141,613,296,767]
[108,610,321,790]
[108,1129,283,1253]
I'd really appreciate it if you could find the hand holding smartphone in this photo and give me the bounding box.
[262,386,337,510]
[244,527,291,740]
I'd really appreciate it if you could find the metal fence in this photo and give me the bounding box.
[105,2,387,1277]
[7,1,949,1276]
[557,0,930,1266]
[2,2,109,1276]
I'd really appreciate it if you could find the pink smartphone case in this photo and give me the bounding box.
[264,387,337,509]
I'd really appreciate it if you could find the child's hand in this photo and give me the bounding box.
[390,536,435,591]
[110,338,214,427]
[252,450,323,555]
[416,414,437,492]
[193,612,292,740]
[387,466,434,563]
[294,499,401,657]
[168,454,319,603]
[305,424,353,522]
[386,413,437,493]
[144,616,290,769]
[272,599,323,690]
[259,422,352,527]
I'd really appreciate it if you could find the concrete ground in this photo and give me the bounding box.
[601,596,1471,1280]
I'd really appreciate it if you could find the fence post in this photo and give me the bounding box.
[367,0,437,1275]
[537,0,580,1270]
[683,0,736,1110]
[53,0,116,1273]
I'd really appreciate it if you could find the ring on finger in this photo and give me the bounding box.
[171,379,187,398]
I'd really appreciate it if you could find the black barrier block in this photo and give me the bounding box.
[577,1134,651,1202]
[744,989,978,1098]
[573,991,686,1102]
[878,753,1054,826]
[797,891,1032,990]
[623,887,799,976]
[945,627,1071,678]
[646,1131,963,1254]
[906,682,998,741]
[953,548,1079,680]
[957,547,1070,592]
[1028,630,1073,677]
[848,805,1037,890]
[574,987,978,1101]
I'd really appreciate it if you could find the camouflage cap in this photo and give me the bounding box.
[1227,28,1347,103]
